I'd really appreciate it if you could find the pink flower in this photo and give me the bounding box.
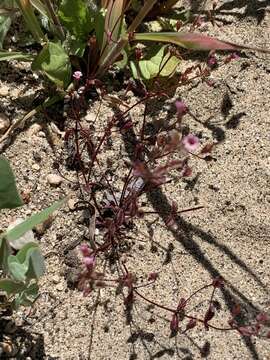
[175,100,188,117]
[80,244,91,257]
[73,71,82,80]
[83,256,96,270]
[182,134,200,152]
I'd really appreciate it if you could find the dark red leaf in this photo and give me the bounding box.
[231,303,241,317]
[170,313,179,332]
[204,305,215,329]
[186,318,197,331]
[212,276,224,288]
[148,272,159,281]
[200,143,214,155]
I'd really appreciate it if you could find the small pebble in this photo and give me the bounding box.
[68,198,76,211]
[52,275,60,284]
[47,174,62,187]
[38,131,46,138]
[32,163,40,171]
[0,85,9,97]
[27,123,42,136]
[56,283,64,291]
[85,112,96,122]
[10,88,20,99]
[0,113,10,134]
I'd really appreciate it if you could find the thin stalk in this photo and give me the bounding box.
[43,0,65,41]
[184,314,235,332]
[134,289,175,313]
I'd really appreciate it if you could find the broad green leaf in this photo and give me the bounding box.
[0,237,12,272]
[131,45,180,80]
[58,0,94,39]
[0,50,33,61]
[26,247,45,279]
[3,197,66,243]
[128,32,270,53]
[32,42,71,88]
[0,279,24,295]
[0,15,11,48]
[7,243,44,282]
[16,242,38,263]
[0,156,23,209]
[7,243,44,281]
[8,255,28,282]
[14,242,45,279]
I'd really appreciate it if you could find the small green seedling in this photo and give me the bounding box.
[0,156,65,310]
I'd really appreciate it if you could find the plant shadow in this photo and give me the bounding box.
[0,316,47,359]
[120,111,268,359]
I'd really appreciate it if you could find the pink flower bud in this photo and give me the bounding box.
[80,244,91,257]
[182,134,200,152]
[148,272,158,281]
[256,312,269,324]
[207,55,217,67]
[73,71,82,80]
[175,100,188,117]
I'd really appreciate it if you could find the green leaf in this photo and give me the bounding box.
[58,0,94,39]
[5,242,44,283]
[8,255,28,282]
[0,279,24,295]
[16,242,38,263]
[0,50,33,61]
[7,243,44,281]
[0,156,23,209]
[0,237,12,272]
[32,42,71,88]
[15,242,45,279]
[26,247,45,279]
[0,15,11,49]
[3,197,66,243]
[132,45,180,80]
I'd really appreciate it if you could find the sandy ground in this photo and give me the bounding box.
[0,1,269,359]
